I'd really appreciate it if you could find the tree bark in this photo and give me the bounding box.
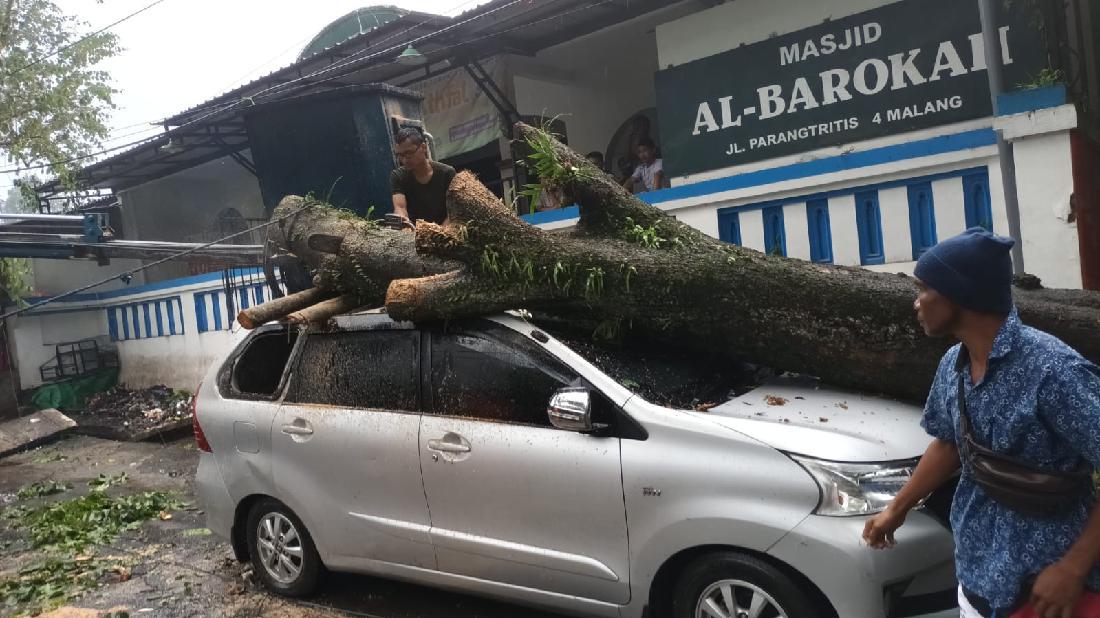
[254,125,1100,403]
[285,294,365,325]
[238,287,335,329]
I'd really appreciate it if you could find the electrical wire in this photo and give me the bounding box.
[0,202,313,320]
[6,0,172,76]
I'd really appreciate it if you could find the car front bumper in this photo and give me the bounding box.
[767,509,957,618]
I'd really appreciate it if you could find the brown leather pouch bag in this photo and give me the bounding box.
[957,377,1092,517]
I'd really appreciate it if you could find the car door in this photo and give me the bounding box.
[419,320,630,604]
[273,325,435,570]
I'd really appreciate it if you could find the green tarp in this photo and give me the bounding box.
[30,367,119,411]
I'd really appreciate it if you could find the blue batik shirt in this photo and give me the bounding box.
[921,308,1100,611]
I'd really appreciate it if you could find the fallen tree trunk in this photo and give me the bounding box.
[251,124,1100,402]
[238,287,335,329]
[285,294,365,325]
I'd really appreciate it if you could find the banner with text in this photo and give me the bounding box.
[655,0,1046,177]
[414,57,506,161]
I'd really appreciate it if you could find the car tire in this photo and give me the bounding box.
[670,552,819,618]
[246,498,323,597]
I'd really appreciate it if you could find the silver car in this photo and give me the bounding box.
[194,311,958,618]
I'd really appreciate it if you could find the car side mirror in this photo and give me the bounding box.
[548,387,593,432]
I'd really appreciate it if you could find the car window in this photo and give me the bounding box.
[431,322,577,427]
[534,319,763,410]
[227,328,299,398]
[286,330,419,411]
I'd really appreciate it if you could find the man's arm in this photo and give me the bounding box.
[863,438,960,549]
[1029,361,1100,617]
[654,170,667,190]
[622,176,636,192]
[392,193,410,222]
[1030,502,1100,618]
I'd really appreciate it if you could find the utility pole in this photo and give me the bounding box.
[978,0,1026,274]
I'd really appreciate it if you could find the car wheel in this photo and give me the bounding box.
[671,552,818,618]
[246,498,322,597]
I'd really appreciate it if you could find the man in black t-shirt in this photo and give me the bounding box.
[390,128,456,227]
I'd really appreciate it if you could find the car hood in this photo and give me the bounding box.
[702,376,930,462]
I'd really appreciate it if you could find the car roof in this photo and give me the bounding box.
[328,310,528,333]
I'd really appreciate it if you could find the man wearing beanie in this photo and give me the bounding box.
[862,228,1100,618]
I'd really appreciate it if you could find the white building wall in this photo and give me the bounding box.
[672,204,721,238]
[656,0,896,68]
[31,259,147,297]
[878,187,912,263]
[1011,131,1080,288]
[7,271,268,392]
[783,203,812,260]
[829,195,862,266]
[932,177,968,241]
[739,209,766,252]
[9,310,108,390]
[118,153,265,283]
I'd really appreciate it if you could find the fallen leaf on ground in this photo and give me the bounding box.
[765,395,788,406]
[157,511,172,521]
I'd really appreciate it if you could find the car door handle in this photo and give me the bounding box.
[280,423,313,436]
[427,439,470,453]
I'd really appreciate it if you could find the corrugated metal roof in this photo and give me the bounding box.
[42,0,689,195]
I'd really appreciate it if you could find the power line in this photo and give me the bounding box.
[0,134,163,174]
[7,0,171,76]
[0,201,314,320]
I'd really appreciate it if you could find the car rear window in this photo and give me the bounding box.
[285,330,419,411]
[229,328,299,397]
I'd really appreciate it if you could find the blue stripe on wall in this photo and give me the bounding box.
[643,128,996,205]
[155,302,164,336]
[167,300,177,334]
[131,306,141,338]
[194,295,208,333]
[716,166,988,215]
[211,292,223,331]
[107,308,119,342]
[142,303,152,338]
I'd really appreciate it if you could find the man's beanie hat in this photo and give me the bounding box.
[913,227,1015,314]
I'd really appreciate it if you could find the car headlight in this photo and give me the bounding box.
[790,455,918,517]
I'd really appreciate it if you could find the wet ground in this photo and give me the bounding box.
[0,435,565,618]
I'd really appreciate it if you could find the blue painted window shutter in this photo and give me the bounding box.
[194,295,209,333]
[963,171,993,231]
[718,211,742,245]
[762,206,786,257]
[907,182,937,259]
[806,199,832,263]
[855,191,885,265]
[107,308,119,342]
[211,292,223,331]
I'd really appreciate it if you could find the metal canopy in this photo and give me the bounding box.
[40,0,689,201]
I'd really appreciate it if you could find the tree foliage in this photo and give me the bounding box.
[0,0,119,184]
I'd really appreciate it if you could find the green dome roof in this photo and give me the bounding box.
[299,6,407,60]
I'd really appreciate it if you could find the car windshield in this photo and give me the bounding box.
[534,320,767,410]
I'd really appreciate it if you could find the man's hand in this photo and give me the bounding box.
[862,506,907,549]
[1029,561,1086,618]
